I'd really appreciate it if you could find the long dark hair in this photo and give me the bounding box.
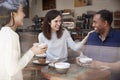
[0,6,17,27]
[42,10,63,40]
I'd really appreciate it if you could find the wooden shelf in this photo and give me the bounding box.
[114,11,120,18]
[114,11,120,28]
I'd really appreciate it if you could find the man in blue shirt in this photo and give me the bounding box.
[86,27,120,47]
[77,9,120,80]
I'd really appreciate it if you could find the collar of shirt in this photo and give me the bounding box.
[87,27,120,47]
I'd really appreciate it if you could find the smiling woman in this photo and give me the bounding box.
[0,0,47,80]
[38,10,92,62]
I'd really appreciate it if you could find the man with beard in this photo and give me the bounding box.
[76,9,120,80]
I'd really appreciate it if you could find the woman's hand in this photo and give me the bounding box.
[76,57,82,66]
[30,43,48,55]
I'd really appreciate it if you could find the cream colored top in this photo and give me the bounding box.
[38,29,88,62]
[0,26,34,80]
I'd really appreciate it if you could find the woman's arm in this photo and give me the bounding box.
[4,36,34,76]
[79,30,95,45]
[5,35,47,76]
[67,30,94,51]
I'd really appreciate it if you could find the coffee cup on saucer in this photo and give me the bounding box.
[36,53,46,64]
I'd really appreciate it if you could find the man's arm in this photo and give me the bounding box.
[87,60,120,71]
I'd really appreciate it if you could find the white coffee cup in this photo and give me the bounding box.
[79,57,93,64]
[36,53,46,64]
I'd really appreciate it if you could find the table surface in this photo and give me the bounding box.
[41,64,111,80]
[24,59,111,80]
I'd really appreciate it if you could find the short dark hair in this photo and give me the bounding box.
[96,9,113,25]
[42,10,63,40]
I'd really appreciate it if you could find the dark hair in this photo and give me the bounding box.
[42,10,63,40]
[0,6,17,27]
[96,9,113,25]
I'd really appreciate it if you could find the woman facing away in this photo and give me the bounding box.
[0,3,47,80]
[38,10,93,62]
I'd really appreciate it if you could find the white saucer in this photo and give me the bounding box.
[32,60,50,66]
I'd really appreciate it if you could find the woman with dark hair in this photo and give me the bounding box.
[0,2,47,80]
[38,10,93,62]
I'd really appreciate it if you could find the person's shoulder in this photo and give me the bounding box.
[89,31,97,36]
[38,32,43,35]
[63,28,69,33]
[112,29,120,35]
[114,29,120,33]
[111,29,120,39]
[62,28,70,37]
[87,31,98,40]
[38,32,44,37]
